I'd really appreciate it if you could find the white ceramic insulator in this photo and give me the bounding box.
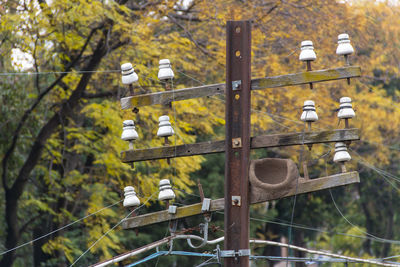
[158,59,174,80]
[333,142,351,162]
[158,179,175,201]
[336,33,354,56]
[121,63,139,84]
[299,40,316,61]
[123,186,140,207]
[157,115,174,137]
[121,120,139,141]
[338,97,355,119]
[300,100,318,122]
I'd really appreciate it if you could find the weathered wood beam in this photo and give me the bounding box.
[121,128,359,163]
[122,171,360,229]
[250,66,361,90]
[120,66,361,109]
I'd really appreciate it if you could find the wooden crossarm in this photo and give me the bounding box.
[120,66,361,109]
[122,171,360,229]
[121,128,359,163]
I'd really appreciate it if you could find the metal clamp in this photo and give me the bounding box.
[201,198,211,213]
[220,249,251,258]
[168,205,177,214]
[232,137,242,148]
[232,80,241,90]
[232,195,241,206]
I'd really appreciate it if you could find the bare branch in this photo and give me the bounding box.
[167,14,212,58]
[83,90,118,99]
[168,13,202,22]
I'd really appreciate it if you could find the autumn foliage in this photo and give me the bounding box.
[1,0,400,266]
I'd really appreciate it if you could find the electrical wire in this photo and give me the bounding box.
[160,69,400,259]
[0,199,123,256]
[124,250,400,266]
[121,239,400,267]
[286,124,306,267]
[329,189,400,245]
[69,193,155,267]
[178,183,400,247]
[0,70,121,75]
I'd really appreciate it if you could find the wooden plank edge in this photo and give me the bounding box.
[121,128,360,163]
[122,171,359,229]
[120,66,361,109]
[252,66,361,90]
[122,198,225,230]
[252,171,360,204]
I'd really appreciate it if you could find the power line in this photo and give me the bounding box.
[329,189,400,245]
[179,184,400,246]
[0,70,121,75]
[116,237,400,267]
[69,193,155,267]
[0,199,123,256]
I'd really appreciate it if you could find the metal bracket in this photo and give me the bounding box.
[232,196,241,206]
[232,80,241,90]
[220,249,250,258]
[168,205,177,214]
[232,137,242,148]
[201,198,211,213]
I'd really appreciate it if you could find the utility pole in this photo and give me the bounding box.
[224,20,251,267]
[119,20,362,267]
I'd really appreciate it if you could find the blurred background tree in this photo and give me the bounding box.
[1,0,400,266]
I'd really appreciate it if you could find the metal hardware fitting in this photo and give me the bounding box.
[220,249,251,258]
[201,198,211,212]
[232,137,242,148]
[168,205,177,214]
[232,80,241,90]
[232,196,241,206]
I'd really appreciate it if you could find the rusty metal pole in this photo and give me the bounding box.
[224,20,251,267]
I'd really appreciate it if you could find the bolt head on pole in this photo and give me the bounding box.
[300,100,318,122]
[121,63,139,85]
[158,179,175,201]
[336,33,354,56]
[121,120,139,141]
[299,40,316,61]
[157,115,174,137]
[338,97,355,119]
[123,186,140,207]
[333,142,351,163]
[158,59,174,80]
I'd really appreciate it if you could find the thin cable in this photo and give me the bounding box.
[286,124,306,267]
[217,209,400,245]
[0,70,121,75]
[180,189,400,246]
[173,65,400,255]
[171,78,178,184]
[176,69,206,86]
[154,219,171,267]
[0,199,122,256]
[195,255,218,267]
[69,194,155,267]
[251,239,400,266]
[123,241,400,267]
[329,189,400,245]
[353,152,400,184]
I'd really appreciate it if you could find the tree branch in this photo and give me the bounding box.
[0,33,109,267]
[82,90,118,99]
[167,14,212,58]
[1,26,100,192]
[168,13,202,22]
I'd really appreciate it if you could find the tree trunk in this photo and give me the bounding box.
[0,36,107,267]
